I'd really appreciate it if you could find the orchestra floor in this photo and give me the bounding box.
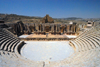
[21,41,74,62]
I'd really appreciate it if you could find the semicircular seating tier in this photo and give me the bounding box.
[0,25,100,67]
[0,28,43,67]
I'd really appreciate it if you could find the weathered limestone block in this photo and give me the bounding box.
[42,15,54,23]
[7,21,31,36]
[29,25,34,32]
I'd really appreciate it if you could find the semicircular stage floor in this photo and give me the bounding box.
[21,41,74,61]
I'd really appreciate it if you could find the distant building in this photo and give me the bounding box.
[69,21,73,24]
[87,21,94,27]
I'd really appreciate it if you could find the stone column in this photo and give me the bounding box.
[43,24,45,32]
[64,26,65,34]
[41,24,43,32]
[56,24,57,32]
[66,25,67,32]
[58,25,60,32]
[52,25,54,32]
[67,25,69,32]
[71,25,73,32]
[76,24,79,32]
[40,24,41,32]
[35,24,38,32]
[34,24,36,32]
[37,24,39,32]
[75,24,79,35]
[64,25,66,33]
[31,25,34,33]
[73,25,76,32]
[50,25,52,31]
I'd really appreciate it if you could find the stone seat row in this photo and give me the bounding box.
[74,31,100,51]
[61,25,100,66]
[76,26,100,39]
[0,28,44,67]
[0,28,18,38]
[67,49,98,64]
[48,48,100,67]
[0,31,20,52]
[70,25,100,52]
[47,26,100,66]
[0,50,43,67]
[0,25,100,67]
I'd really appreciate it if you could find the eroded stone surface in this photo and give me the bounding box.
[42,15,54,23]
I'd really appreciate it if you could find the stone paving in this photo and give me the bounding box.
[21,41,74,61]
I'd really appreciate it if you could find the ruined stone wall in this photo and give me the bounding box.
[4,21,79,36]
[6,21,31,36]
[42,15,54,23]
[28,23,79,35]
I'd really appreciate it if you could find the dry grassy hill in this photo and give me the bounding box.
[0,13,99,25]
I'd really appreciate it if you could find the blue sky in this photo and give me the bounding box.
[0,0,100,18]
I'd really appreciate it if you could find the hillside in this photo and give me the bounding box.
[0,13,99,24]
